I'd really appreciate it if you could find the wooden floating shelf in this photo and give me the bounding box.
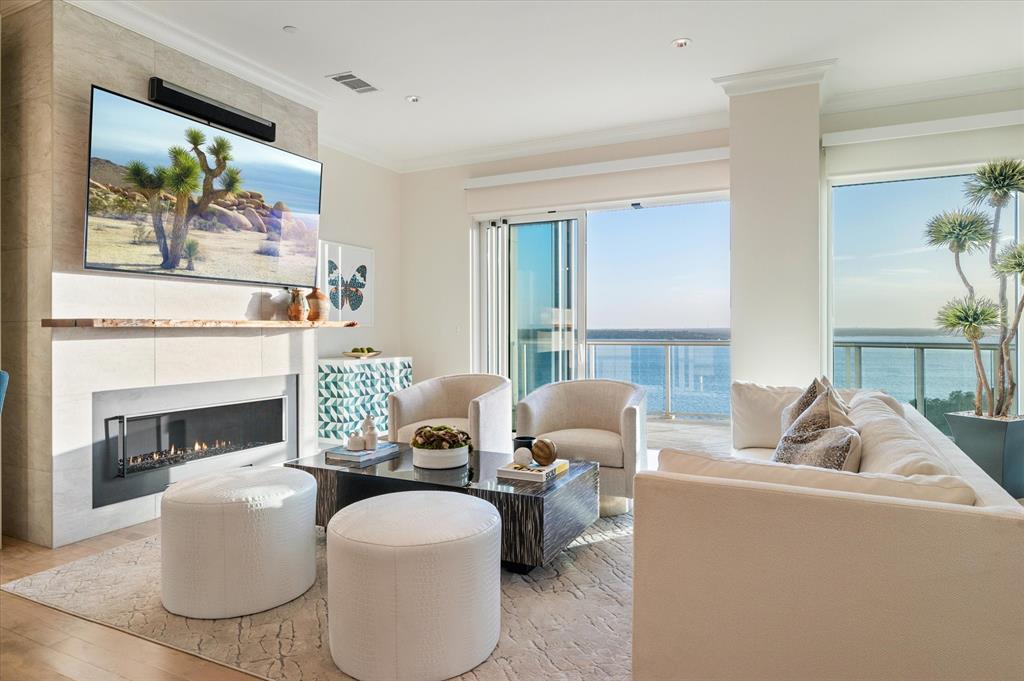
[41,318,358,329]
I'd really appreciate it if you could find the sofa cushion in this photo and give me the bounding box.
[659,448,977,505]
[731,382,804,449]
[396,418,471,444]
[538,428,623,468]
[848,395,950,476]
[774,390,862,471]
[781,377,849,433]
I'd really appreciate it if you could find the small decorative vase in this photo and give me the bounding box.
[306,286,328,321]
[346,433,366,451]
[287,288,308,321]
[413,445,469,470]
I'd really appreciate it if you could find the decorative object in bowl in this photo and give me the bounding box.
[343,346,382,359]
[411,424,472,469]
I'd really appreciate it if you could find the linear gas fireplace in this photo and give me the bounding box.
[110,398,286,476]
[93,375,298,508]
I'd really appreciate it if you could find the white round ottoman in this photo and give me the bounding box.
[327,491,501,681]
[160,466,317,619]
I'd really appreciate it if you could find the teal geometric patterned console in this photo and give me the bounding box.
[318,356,413,440]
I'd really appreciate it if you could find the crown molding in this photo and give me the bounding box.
[394,110,730,173]
[317,132,404,173]
[713,59,838,97]
[822,68,1024,114]
[822,108,1024,147]
[65,0,327,112]
[463,147,730,190]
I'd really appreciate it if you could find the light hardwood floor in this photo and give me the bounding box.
[0,520,259,681]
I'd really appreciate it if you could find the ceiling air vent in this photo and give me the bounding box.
[326,72,378,94]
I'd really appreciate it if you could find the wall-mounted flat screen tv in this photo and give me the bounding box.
[84,86,322,288]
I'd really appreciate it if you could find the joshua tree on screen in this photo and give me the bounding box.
[124,127,242,270]
[927,159,1024,417]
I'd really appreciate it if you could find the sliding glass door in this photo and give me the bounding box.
[483,215,582,423]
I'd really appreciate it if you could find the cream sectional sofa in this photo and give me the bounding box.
[633,382,1024,681]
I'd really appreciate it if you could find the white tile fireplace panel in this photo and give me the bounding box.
[53,464,157,547]
[261,328,315,377]
[154,328,262,385]
[51,272,156,319]
[52,393,93,471]
[153,279,267,321]
[52,328,156,394]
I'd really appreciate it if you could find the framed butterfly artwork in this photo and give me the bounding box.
[317,240,374,326]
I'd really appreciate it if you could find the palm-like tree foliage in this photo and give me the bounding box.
[937,296,1000,416]
[207,136,232,162]
[964,159,1024,208]
[994,243,1024,278]
[164,154,200,197]
[124,160,162,190]
[220,166,242,194]
[184,127,206,148]
[924,209,992,253]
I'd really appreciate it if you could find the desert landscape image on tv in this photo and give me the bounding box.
[85,87,322,287]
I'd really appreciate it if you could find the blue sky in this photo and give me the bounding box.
[587,201,730,329]
[834,175,1017,329]
[90,88,322,215]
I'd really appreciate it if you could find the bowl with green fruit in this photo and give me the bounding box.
[343,346,382,359]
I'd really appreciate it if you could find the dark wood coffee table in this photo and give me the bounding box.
[285,445,599,573]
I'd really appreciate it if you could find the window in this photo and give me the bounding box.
[831,173,1019,433]
[586,201,731,418]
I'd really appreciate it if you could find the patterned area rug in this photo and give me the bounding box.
[2,515,633,680]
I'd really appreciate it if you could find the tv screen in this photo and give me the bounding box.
[84,86,322,288]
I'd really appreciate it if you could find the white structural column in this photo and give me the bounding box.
[715,60,835,385]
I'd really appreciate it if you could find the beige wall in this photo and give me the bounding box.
[728,84,823,385]
[1,0,320,546]
[317,145,402,357]
[400,130,730,382]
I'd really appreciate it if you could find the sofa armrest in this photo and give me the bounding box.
[515,388,554,437]
[633,470,1024,681]
[620,389,647,489]
[469,379,512,453]
[387,378,442,442]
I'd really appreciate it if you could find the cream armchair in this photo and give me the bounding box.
[516,379,646,499]
[388,374,513,453]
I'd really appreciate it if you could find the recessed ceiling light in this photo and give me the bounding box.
[671,37,691,48]
[405,95,420,103]
[282,25,298,33]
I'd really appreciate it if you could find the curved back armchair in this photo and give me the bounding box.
[517,379,646,499]
[388,374,513,453]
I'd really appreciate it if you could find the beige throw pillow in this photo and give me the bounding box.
[781,376,849,433]
[774,390,862,471]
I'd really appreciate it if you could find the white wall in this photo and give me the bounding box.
[316,145,402,358]
[399,131,730,382]
[728,84,824,385]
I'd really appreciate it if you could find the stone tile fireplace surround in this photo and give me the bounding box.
[1,1,321,546]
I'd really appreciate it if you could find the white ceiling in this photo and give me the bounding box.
[76,0,1024,171]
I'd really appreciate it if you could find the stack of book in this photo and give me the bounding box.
[325,442,401,467]
[496,458,570,483]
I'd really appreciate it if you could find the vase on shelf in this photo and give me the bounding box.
[306,287,328,321]
[287,288,308,321]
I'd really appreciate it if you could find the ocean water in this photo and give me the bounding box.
[585,329,1010,424]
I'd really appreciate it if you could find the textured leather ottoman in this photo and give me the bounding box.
[160,466,317,619]
[327,491,501,681]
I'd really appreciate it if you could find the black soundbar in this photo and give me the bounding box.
[148,77,276,143]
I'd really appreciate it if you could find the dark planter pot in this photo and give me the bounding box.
[945,412,1024,499]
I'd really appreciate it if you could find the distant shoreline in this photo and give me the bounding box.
[583,328,983,344]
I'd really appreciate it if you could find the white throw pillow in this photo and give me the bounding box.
[849,396,949,476]
[731,382,803,449]
[659,448,976,505]
[850,390,905,418]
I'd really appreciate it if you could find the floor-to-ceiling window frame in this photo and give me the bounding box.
[475,191,731,423]
[826,163,1022,433]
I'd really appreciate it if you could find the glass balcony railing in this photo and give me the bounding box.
[585,340,731,419]
[833,340,1014,435]
[583,338,1016,435]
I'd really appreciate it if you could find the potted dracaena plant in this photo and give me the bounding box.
[927,159,1024,496]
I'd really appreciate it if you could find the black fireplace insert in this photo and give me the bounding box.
[107,397,286,477]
